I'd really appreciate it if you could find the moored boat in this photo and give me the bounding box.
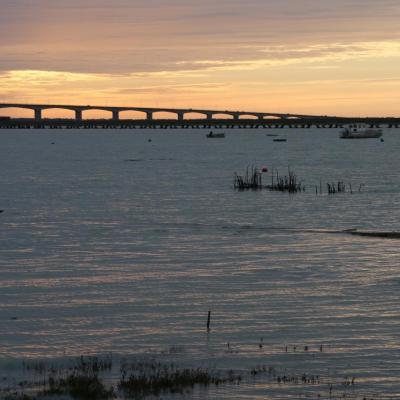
[206,131,225,138]
[340,125,382,139]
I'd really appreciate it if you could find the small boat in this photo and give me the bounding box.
[340,125,382,139]
[206,131,225,138]
[273,138,287,142]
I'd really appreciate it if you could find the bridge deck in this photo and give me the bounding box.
[0,103,326,121]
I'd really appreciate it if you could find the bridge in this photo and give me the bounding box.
[0,103,322,121]
[1,103,398,129]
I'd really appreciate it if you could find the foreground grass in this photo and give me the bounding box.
[42,375,113,400]
[2,357,241,400]
[118,361,241,398]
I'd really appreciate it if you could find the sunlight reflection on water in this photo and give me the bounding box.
[1,128,400,398]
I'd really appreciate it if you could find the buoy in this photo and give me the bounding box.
[261,166,268,172]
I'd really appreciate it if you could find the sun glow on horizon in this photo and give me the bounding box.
[1,34,400,118]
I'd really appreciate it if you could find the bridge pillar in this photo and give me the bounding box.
[34,108,42,120]
[146,111,153,121]
[232,114,240,121]
[205,113,213,120]
[75,110,82,120]
[112,110,119,120]
[258,115,264,121]
[177,111,184,121]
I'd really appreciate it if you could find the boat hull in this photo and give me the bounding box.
[340,128,382,139]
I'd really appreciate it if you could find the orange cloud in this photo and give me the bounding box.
[1,1,400,116]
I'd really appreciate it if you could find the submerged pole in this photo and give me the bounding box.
[206,310,211,331]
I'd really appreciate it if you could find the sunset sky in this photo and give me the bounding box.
[1,0,400,117]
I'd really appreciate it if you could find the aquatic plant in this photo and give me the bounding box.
[42,374,114,400]
[233,166,305,193]
[2,352,383,400]
[118,361,241,398]
[327,181,347,194]
[234,166,263,190]
[267,168,305,193]
[75,356,113,374]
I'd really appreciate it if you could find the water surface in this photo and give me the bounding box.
[1,128,400,398]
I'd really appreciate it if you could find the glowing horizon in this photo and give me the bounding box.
[1,1,400,118]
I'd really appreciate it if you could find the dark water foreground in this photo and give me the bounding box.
[1,128,400,399]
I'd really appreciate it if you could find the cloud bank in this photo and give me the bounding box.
[0,0,399,74]
[1,0,400,116]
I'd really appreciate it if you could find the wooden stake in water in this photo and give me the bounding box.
[207,310,211,331]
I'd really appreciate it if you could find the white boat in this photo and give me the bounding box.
[206,131,225,138]
[340,125,382,139]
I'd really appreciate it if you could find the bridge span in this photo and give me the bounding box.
[1,103,398,129]
[0,103,324,121]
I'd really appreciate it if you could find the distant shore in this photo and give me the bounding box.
[1,117,400,129]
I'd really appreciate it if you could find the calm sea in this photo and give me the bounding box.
[1,128,400,399]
